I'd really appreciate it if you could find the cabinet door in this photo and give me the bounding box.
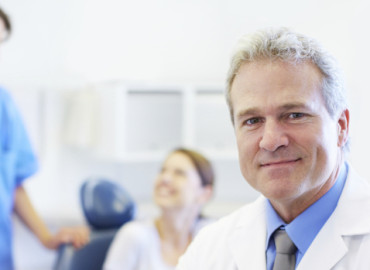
[125,90,183,152]
[194,90,236,151]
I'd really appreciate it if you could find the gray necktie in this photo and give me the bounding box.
[272,229,297,270]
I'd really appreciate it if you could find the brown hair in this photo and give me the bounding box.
[0,7,11,37]
[171,148,215,187]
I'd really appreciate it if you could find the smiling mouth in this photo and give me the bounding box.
[260,158,301,167]
[156,187,175,197]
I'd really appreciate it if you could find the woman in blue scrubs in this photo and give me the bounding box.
[0,7,89,270]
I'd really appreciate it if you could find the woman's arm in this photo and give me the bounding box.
[13,185,90,249]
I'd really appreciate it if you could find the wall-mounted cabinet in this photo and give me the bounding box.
[125,90,183,153]
[63,82,238,162]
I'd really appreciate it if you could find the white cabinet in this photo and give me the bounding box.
[125,90,183,153]
[63,83,238,161]
[193,90,236,151]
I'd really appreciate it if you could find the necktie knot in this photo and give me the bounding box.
[274,229,297,254]
[272,229,297,270]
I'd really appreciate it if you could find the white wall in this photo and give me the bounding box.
[1,0,370,222]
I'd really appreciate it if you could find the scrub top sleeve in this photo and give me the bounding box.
[1,88,38,186]
[12,101,38,186]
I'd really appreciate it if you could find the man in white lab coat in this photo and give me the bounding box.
[176,27,370,269]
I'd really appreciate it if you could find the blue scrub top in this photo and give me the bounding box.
[0,87,38,270]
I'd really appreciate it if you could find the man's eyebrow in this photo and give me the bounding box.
[235,102,310,119]
[235,108,260,120]
[280,102,310,111]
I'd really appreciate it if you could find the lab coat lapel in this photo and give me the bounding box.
[296,216,347,270]
[227,197,268,270]
[298,166,370,270]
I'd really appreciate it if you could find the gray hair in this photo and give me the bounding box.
[226,27,347,125]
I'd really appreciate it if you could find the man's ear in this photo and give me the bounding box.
[337,109,350,147]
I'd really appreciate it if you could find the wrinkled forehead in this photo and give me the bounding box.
[231,60,326,116]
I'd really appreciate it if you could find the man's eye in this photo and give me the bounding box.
[244,118,261,125]
[289,113,304,119]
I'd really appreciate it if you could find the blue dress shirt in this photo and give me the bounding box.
[265,163,348,270]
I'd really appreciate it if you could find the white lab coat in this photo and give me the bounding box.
[176,165,370,270]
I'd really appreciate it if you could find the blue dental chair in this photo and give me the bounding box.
[53,177,136,270]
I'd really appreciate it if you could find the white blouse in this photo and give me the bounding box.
[103,218,212,270]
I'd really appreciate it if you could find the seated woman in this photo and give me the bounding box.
[103,148,215,270]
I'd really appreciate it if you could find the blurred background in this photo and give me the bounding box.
[0,0,369,269]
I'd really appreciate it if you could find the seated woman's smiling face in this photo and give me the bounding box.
[153,152,208,211]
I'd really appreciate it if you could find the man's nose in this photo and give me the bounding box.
[259,120,289,152]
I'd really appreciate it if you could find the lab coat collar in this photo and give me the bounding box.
[297,164,370,270]
[225,164,370,270]
[227,196,268,269]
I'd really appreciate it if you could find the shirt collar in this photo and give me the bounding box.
[266,163,348,254]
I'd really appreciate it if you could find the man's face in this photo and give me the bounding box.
[230,60,348,207]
